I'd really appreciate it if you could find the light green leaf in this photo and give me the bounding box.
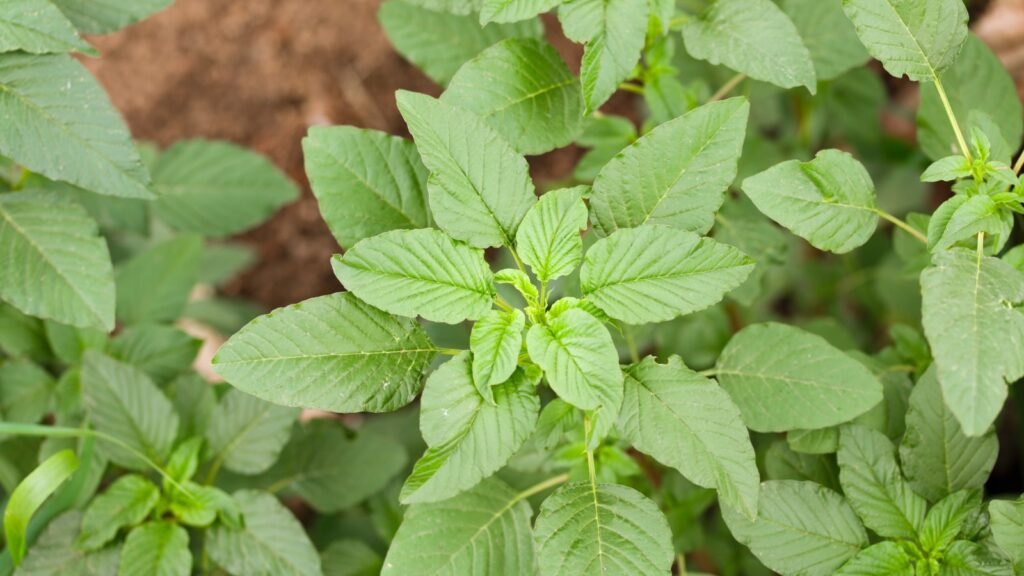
[119,522,190,576]
[534,482,674,576]
[941,540,1015,575]
[379,0,542,86]
[921,155,971,182]
[989,497,1024,564]
[682,0,816,92]
[15,512,120,576]
[930,195,1008,254]
[837,425,927,540]
[0,0,92,54]
[333,228,495,324]
[50,0,170,34]
[167,481,230,528]
[589,97,749,236]
[742,149,877,254]
[840,0,968,82]
[44,321,106,365]
[206,490,322,576]
[4,449,78,566]
[115,235,202,325]
[835,542,914,576]
[0,191,114,330]
[577,0,648,112]
[919,490,980,553]
[764,440,840,491]
[80,351,179,470]
[921,249,1024,436]
[151,140,298,236]
[899,367,997,502]
[558,0,601,42]
[384,477,534,575]
[516,186,589,282]
[108,325,200,385]
[0,54,151,198]
[400,0,480,13]
[526,308,623,411]
[713,195,790,306]
[397,90,536,248]
[470,309,526,396]
[619,356,759,519]
[302,126,429,248]
[480,0,560,23]
[166,374,215,441]
[443,38,582,154]
[716,323,884,432]
[401,353,539,503]
[779,0,869,81]
[0,360,54,424]
[494,268,539,303]
[205,389,298,476]
[580,225,753,324]
[79,474,159,550]
[918,35,1023,161]
[722,480,868,576]
[213,293,435,413]
[322,540,382,576]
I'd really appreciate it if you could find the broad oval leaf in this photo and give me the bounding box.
[618,356,759,519]
[516,186,589,283]
[589,97,749,236]
[715,323,884,432]
[333,228,495,324]
[115,235,202,326]
[682,0,816,92]
[302,126,429,248]
[397,90,536,248]
[534,482,674,576]
[577,0,648,112]
[841,0,968,82]
[722,480,868,576]
[79,474,160,551]
[0,191,114,330]
[401,353,539,503]
[204,389,299,475]
[581,226,753,324]
[470,309,526,395]
[443,38,583,154]
[384,477,535,575]
[989,498,1024,565]
[0,54,151,199]
[119,522,190,576]
[921,249,1024,436]
[50,0,171,34]
[0,0,92,54]
[742,149,877,254]
[213,292,436,413]
[526,308,623,411]
[835,542,914,576]
[779,0,869,81]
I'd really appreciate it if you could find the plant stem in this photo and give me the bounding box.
[677,554,688,576]
[977,231,985,261]
[933,77,972,164]
[709,73,746,103]
[583,415,597,484]
[618,82,645,95]
[698,368,717,377]
[1014,149,1024,175]
[435,347,464,356]
[875,208,928,245]
[495,294,515,312]
[622,324,640,364]
[514,473,570,503]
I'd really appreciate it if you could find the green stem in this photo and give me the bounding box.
[977,231,985,261]
[677,554,688,576]
[618,82,645,95]
[583,415,597,483]
[934,77,972,164]
[435,347,464,357]
[622,324,640,364]
[1014,148,1024,175]
[709,73,746,103]
[698,368,717,377]
[514,473,570,503]
[875,208,928,245]
[495,294,515,313]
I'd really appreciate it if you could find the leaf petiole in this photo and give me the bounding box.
[874,208,927,245]
[933,76,973,165]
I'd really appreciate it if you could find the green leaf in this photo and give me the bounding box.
[480,0,559,23]
[713,195,791,306]
[534,481,674,576]
[921,249,1024,436]
[119,522,190,576]
[619,356,759,519]
[0,191,114,330]
[921,155,971,182]
[400,0,481,13]
[384,477,534,575]
[470,309,526,396]
[44,321,106,365]
[213,293,435,413]
[835,542,914,576]
[917,35,1023,161]
[577,0,648,112]
[442,38,583,154]
[302,126,429,248]
[989,497,1024,564]
[516,187,589,283]
[333,228,495,324]
[165,438,202,486]
[0,0,93,54]
[580,225,753,324]
[206,490,322,576]
[151,140,298,236]
[716,323,884,432]
[265,420,407,513]
[0,360,54,424]
[379,0,542,86]
[322,540,382,576]
[166,374,215,441]
[778,0,869,81]
[682,0,816,92]
[0,54,151,199]
[80,351,179,470]
[899,366,997,503]
[108,325,200,385]
[941,540,1015,575]
[930,195,1007,253]
[722,480,868,576]
[526,308,623,411]
[78,474,159,550]
[840,0,968,82]
[115,235,202,325]
[50,0,170,34]
[742,149,877,254]
[205,389,299,475]
[837,425,927,540]
[589,98,749,236]
[15,512,120,576]
[400,353,539,503]
[4,449,77,566]
[397,91,536,248]
[919,490,980,553]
